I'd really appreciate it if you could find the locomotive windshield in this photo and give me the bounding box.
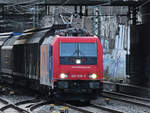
[60,43,97,57]
[79,43,97,57]
[59,42,97,65]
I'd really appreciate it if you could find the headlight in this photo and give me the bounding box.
[89,74,97,79]
[76,59,81,64]
[60,73,68,79]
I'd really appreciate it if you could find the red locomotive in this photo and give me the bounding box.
[0,26,103,102]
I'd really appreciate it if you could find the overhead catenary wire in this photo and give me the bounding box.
[5,0,40,6]
[139,0,150,9]
[1,0,130,32]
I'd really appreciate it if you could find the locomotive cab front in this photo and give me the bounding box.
[52,36,103,101]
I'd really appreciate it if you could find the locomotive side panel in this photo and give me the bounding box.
[97,39,103,82]
[40,36,55,87]
[40,44,52,86]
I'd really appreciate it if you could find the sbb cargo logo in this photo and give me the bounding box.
[71,75,86,78]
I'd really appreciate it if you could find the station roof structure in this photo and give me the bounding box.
[0,0,145,6]
[43,0,144,6]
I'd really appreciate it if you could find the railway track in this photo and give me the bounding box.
[1,95,117,113]
[103,81,150,98]
[103,90,150,102]
[0,95,125,113]
[0,96,54,113]
[1,81,150,113]
[0,97,29,113]
[14,98,49,112]
[63,103,93,113]
[102,91,150,108]
[63,102,124,113]
[90,104,124,113]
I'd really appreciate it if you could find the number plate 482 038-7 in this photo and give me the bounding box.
[71,75,86,78]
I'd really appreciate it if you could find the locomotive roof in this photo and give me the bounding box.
[56,35,99,40]
[55,28,92,36]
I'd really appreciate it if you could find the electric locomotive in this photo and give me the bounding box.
[0,25,103,101]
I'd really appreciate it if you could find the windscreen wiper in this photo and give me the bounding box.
[79,50,86,57]
[70,49,78,57]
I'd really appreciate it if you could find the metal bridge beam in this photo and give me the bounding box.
[43,0,110,6]
[43,0,143,6]
[0,0,144,6]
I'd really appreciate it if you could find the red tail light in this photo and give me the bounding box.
[72,58,75,62]
[82,58,86,62]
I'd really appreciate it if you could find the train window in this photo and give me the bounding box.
[59,42,97,65]
[79,43,97,57]
[60,43,77,57]
[60,42,97,57]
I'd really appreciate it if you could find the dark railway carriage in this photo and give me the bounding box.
[0,26,103,101]
[13,29,49,80]
[0,33,12,70]
[1,34,20,74]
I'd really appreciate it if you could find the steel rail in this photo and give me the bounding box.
[90,104,124,113]
[0,104,30,113]
[63,103,93,113]
[102,92,150,108]
[29,100,51,112]
[0,97,30,113]
[15,98,41,106]
[103,90,150,102]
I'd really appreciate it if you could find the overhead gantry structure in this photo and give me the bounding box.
[43,0,143,6]
[0,0,147,32]
[0,0,145,6]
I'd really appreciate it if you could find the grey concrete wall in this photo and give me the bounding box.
[101,16,130,81]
